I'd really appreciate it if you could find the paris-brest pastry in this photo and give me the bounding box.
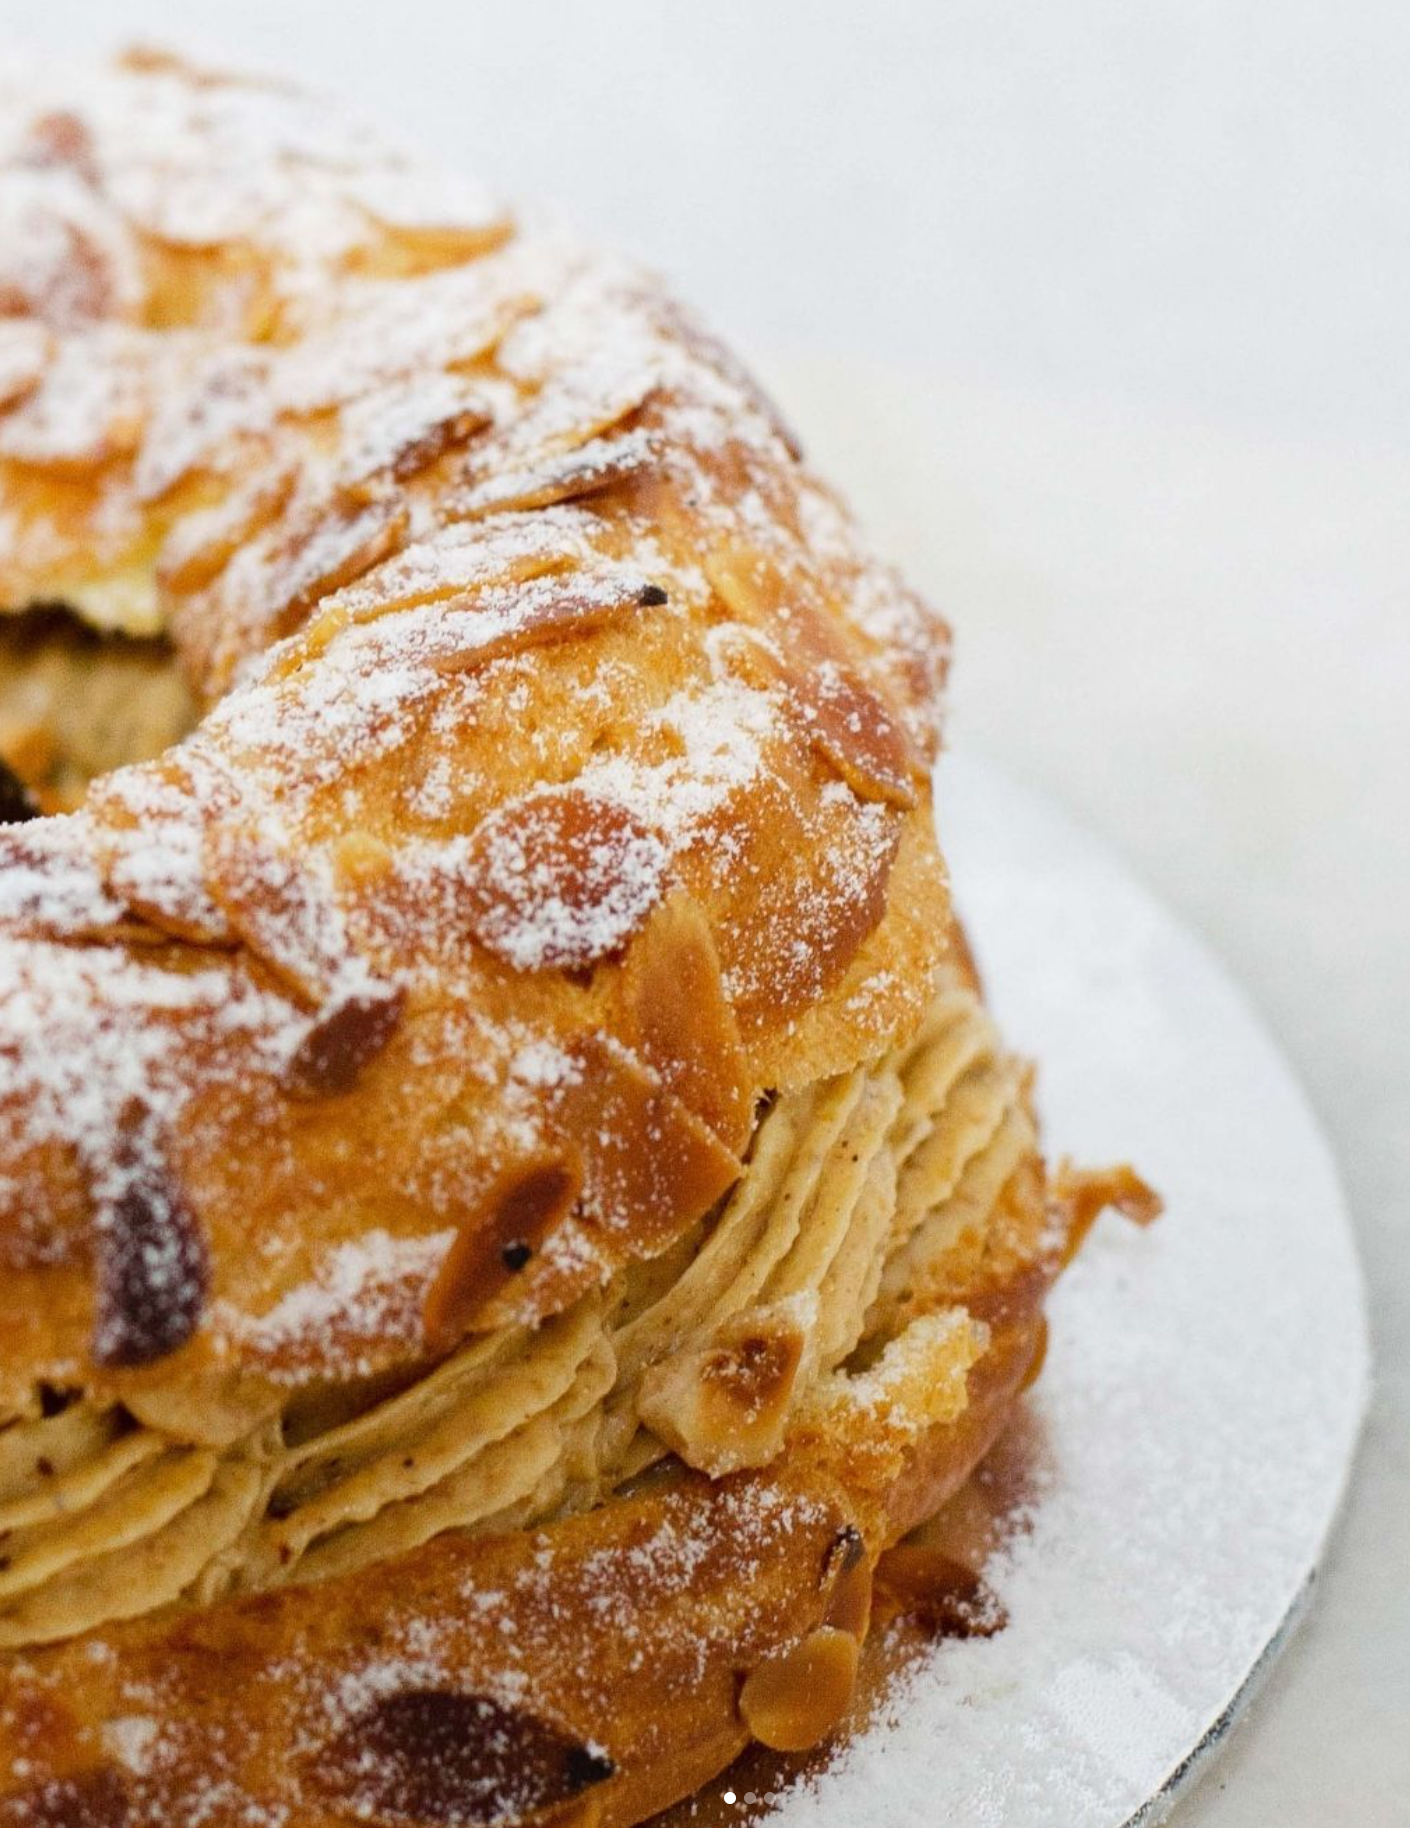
[0,50,1155,1826]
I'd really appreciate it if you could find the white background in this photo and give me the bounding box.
[3,5,1406,1822]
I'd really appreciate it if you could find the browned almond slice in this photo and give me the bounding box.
[453,427,656,519]
[460,789,668,973]
[156,460,297,596]
[619,893,753,1152]
[203,827,348,1007]
[423,1154,581,1346]
[738,1626,859,1753]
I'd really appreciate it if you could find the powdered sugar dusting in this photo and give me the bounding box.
[0,936,296,1214]
[215,1229,455,1382]
[0,48,502,271]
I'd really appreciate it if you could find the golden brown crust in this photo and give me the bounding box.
[0,52,951,1412]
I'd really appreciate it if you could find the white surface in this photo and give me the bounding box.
[754,754,1368,1827]
[6,7,1406,1817]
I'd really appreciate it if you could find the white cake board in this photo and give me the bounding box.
[751,755,1369,1827]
